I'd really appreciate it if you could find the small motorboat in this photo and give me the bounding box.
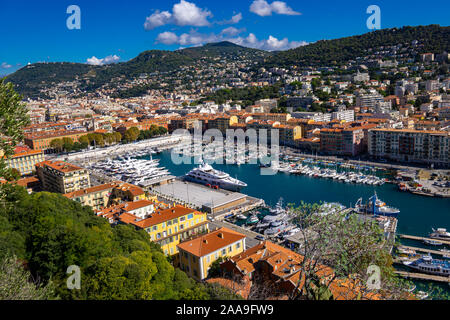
[247,214,259,225]
[430,228,450,240]
[236,213,247,220]
[423,239,443,246]
[416,291,429,300]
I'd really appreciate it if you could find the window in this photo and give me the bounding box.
[152,226,157,231]
[170,247,174,255]
[221,249,226,255]
[156,233,161,239]
[207,255,210,263]
[228,246,232,253]
[187,214,193,219]
[236,242,241,249]
[215,253,218,259]
[180,216,186,222]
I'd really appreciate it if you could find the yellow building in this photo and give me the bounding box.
[251,113,292,124]
[64,183,116,210]
[5,148,44,176]
[208,115,238,134]
[64,181,152,211]
[97,204,209,256]
[177,227,246,281]
[110,182,147,203]
[136,206,208,256]
[35,160,90,194]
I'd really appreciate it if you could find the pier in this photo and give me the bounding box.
[398,245,450,257]
[394,271,450,283]
[399,234,450,246]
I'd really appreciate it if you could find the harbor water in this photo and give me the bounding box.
[147,151,450,296]
[150,151,450,238]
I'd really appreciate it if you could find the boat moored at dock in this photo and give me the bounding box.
[355,192,400,218]
[403,255,450,277]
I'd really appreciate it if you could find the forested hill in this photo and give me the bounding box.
[266,25,450,68]
[5,42,269,98]
[5,25,450,99]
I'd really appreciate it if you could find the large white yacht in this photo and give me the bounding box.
[184,160,247,191]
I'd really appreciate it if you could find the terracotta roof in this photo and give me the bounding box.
[64,182,116,199]
[177,227,245,257]
[36,160,84,173]
[133,205,203,229]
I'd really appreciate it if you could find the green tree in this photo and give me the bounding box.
[0,255,55,300]
[62,137,74,151]
[0,79,30,180]
[49,139,63,152]
[288,202,408,300]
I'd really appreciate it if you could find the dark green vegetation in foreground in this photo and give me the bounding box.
[0,185,241,300]
[6,25,449,99]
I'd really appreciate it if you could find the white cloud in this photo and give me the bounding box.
[156,31,180,45]
[155,29,307,51]
[250,0,300,16]
[172,0,212,26]
[221,27,245,36]
[144,0,212,30]
[144,10,172,30]
[1,62,12,69]
[86,55,120,66]
[232,33,307,51]
[228,13,243,24]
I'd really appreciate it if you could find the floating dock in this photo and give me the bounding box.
[399,234,450,246]
[394,271,450,283]
[398,245,450,257]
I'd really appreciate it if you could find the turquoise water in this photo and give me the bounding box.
[149,150,450,296]
[152,151,450,237]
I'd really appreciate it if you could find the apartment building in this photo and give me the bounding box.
[320,127,365,156]
[177,227,246,281]
[64,183,115,210]
[104,204,209,256]
[208,115,238,134]
[368,129,450,166]
[24,130,88,151]
[36,160,90,193]
[355,92,385,109]
[272,124,303,145]
[251,113,292,124]
[5,148,44,176]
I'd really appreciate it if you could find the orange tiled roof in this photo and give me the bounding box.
[36,160,84,173]
[177,227,245,257]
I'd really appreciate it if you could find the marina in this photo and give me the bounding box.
[76,147,450,292]
[396,245,450,258]
[399,234,450,246]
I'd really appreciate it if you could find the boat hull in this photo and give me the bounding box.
[184,175,244,192]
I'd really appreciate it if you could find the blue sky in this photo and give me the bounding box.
[1,0,449,75]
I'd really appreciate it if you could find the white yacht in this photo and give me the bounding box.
[184,159,247,191]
